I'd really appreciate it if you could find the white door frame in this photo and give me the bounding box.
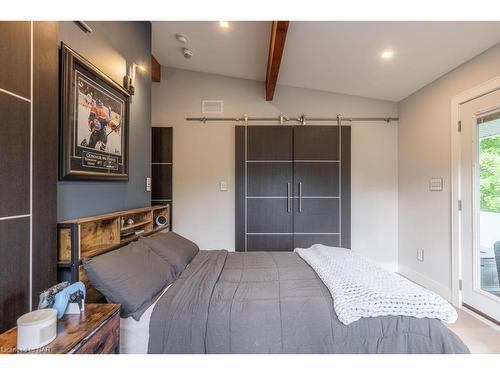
[450,74,500,307]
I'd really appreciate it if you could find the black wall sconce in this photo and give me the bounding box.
[123,63,146,101]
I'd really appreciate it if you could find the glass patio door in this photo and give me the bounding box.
[460,90,500,322]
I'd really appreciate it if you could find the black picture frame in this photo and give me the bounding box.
[59,43,130,181]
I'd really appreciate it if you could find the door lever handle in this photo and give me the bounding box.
[287,183,291,213]
[299,182,302,213]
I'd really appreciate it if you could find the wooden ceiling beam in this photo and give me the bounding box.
[265,21,289,101]
[151,55,161,82]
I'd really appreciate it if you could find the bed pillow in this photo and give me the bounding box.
[83,240,176,320]
[139,231,199,275]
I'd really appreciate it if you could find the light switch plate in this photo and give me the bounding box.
[429,178,443,191]
[220,181,228,192]
[417,248,424,262]
[146,177,151,192]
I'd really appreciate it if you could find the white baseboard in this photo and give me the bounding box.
[398,264,452,302]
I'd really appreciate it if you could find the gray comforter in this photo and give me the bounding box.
[148,251,469,354]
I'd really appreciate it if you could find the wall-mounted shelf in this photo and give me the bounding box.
[57,205,170,302]
[151,127,173,228]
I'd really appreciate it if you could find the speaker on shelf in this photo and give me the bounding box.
[155,215,168,227]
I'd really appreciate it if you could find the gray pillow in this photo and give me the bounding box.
[83,240,175,320]
[140,232,199,275]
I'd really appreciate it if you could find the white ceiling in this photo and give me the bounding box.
[152,21,271,82]
[152,21,500,102]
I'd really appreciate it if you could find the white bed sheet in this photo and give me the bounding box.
[120,284,171,354]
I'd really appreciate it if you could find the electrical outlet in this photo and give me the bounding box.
[145,177,151,192]
[417,248,424,262]
[220,181,228,192]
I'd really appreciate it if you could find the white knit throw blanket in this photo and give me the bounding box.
[295,245,458,325]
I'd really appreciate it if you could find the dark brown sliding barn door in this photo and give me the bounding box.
[0,22,57,333]
[293,126,343,249]
[235,125,350,252]
[245,126,293,251]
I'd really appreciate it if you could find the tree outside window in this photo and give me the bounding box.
[479,135,500,213]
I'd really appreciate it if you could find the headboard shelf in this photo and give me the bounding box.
[59,205,167,224]
[120,218,153,232]
[57,205,170,302]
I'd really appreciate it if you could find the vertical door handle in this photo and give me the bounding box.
[299,182,303,212]
[287,183,291,212]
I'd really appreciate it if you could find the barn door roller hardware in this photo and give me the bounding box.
[186,114,398,124]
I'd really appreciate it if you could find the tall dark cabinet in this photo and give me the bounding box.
[235,125,350,252]
[0,22,58,332]
[151,127,173,227]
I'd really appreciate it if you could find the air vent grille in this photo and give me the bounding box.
[202,100,224,114]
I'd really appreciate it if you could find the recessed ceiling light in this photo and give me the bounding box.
[219,21,230,29]
[380,49,395,60]
[175,33,188,44]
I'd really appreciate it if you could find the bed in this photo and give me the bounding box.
[83,233,469,354]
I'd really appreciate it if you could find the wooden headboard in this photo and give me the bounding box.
[57,205,170,302]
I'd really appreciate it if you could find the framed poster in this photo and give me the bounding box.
[59,43,130,180]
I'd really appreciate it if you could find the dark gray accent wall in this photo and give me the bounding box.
[57,22,151,220]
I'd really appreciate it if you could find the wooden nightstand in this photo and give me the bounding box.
[0,304,120,354]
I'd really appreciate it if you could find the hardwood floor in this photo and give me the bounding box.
[446,308,500,354]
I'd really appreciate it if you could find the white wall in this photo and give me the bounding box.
[398,42,500,300]
[153,67,399,270]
